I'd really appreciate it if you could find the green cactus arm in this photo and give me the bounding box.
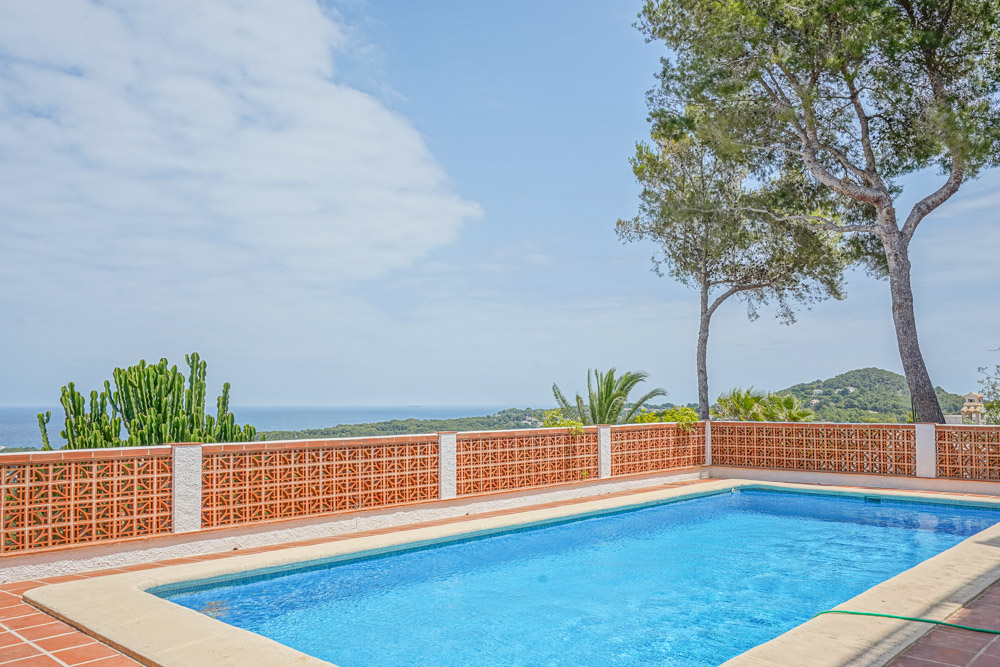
[37,410,52,450]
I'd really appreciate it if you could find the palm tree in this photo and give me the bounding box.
[761,394,813,422]
[714,388,813,422]
[552,369,667,425]
[713,388,766,421]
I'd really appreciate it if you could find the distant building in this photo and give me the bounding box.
[961,392,985,425]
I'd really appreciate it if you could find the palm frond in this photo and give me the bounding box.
[552,383,575,416]
[587,369,599,425]
[575,393,589,425]
[623,387,669,423]
[555,367,666,425]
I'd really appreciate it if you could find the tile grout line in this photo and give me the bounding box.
[0,620,74,667]
[74,658,124,666]
[0,608,41,623]
[962,635,997,666]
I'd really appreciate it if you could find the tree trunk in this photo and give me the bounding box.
[880,215,945,423]
[697,282,711,420]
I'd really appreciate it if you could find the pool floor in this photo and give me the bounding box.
[161,489,1000,666]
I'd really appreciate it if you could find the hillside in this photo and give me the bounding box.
[779,368,964,423]
[253,368,965,439]
[257,403,700,440]
[259,407,547,440]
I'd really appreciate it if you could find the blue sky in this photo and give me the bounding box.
[0,0,997,408]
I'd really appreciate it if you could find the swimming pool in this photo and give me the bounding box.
[156,488,1000,666]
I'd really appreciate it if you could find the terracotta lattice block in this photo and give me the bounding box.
[610,422,706,476]
[710,422,916,476]
[936,425,1000,480]
[0,452,172,554]
[455,429,599,495]
[200,437,439,528]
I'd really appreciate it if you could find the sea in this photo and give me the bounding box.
[0,405,510,450]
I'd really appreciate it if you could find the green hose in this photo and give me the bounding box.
[812,610,1000,635]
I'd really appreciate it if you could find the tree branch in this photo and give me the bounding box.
[819,143,869,182]
[840,65,881,185]
[691,206,874,233]
[901,159,964,243]
[707,281,776,318]
[757,70,807,140]
[760,66,888,206]
[748,144,809,157]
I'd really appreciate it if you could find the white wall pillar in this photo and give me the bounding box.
[597,425,612,479]
[438,432,457,499]
[915,423,937,478]
[172,443,203,534]
[705,420,712,466]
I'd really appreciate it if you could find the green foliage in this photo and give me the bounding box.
[635,0,1000,284]
[713,388,767,421]
[259,408,546,441]
[713,388,814,422]
[763,393,815,422]
[542,410,585,438]
[253,368,964,442]
[638,0,1000,423]
[979,365,1000,425]
[552,369,667,425]
[618,136,847,323]
[779,368,963,423]
[638,0,1000,191]
[635,406,700,431]
[38,353,256,449]
[618,135,847,419]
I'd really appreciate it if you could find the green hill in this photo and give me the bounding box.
[257,368,963,439]
[779,368,964,423]
[259,407,548,440]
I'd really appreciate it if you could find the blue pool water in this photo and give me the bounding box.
[159,489,1000,666]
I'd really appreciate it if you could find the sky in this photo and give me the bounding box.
[0,0,997,408]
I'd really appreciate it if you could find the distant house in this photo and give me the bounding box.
[811,389,823,395]
[961,392,986,425]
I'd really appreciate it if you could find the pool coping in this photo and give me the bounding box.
[23,479,1000,667]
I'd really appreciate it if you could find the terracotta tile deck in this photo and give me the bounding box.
[889,582,1000,667]
[1,478,998,666]
[0,581,140,666]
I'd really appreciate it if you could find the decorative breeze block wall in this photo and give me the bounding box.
[936,425,1000,480]
[201,437,439,528]
[455,428,599,495]
[610,422,706,476]
[13,422,1000,557]
[0,448,173,555]
[710,422,916,476]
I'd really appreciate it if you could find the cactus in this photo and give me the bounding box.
[37,411,51,450]
[38,353,256,449]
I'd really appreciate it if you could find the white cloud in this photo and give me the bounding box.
[1,2,991,409]
[0,0,481,304]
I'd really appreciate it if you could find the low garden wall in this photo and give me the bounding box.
[2,421,998,556]
[710,422,917,475]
